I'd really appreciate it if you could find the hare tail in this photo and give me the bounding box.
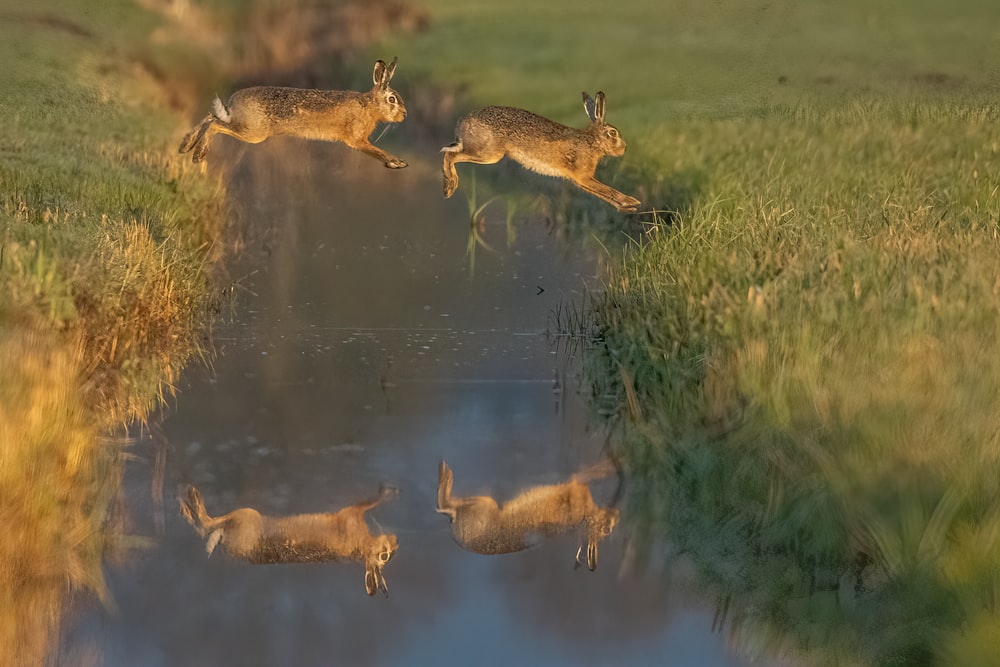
[441,139,463,154]
[211,96,231,123]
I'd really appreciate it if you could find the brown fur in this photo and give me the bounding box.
[178,58,408,167]
[436,460,619,571]
[441,91,640,212]
[179,484,399,596]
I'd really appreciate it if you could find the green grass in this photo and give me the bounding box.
[590,107,1000,664]
[0,1,434,662]
[0,1,229,663]
[382,0,999,122]
[382,2,1000,664]
[0,1,227,422]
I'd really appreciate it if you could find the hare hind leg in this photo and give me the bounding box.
[441,141,505,198]
[186,118,269,163]
[178,485,213,535]
[178,115,213,155]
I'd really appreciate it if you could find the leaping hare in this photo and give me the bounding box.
[441,91,640,212]
[436,460,620,571]
[179,484,399,596]
[178,58,408,168]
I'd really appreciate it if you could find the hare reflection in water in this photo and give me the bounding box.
[436,460,620,571]
[179,484,399,596]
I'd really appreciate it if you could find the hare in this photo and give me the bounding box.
[436,460,620,571]
[441,91,640,212]
[179,484,399,596]
[178,58,408,168]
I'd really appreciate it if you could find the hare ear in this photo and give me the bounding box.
[594,91,606,124]
[373,60,387,88]
[587,540,598,571]
[438,460,454,493]
[582,92,596,122]
[438,460,455,513]
[384,56,398,85]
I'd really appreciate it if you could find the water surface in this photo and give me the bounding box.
[63,141,762,667]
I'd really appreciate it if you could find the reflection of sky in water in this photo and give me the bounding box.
[394,554,739,667]
[61,145,766,666]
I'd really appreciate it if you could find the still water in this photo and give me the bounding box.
[62,142,765,666]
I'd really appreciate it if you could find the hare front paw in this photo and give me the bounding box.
[385,158,408,169]
[617,196,641,213]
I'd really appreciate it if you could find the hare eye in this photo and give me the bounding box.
[607,128,619,138]
[388,94,398,104]
[379,549,392,563]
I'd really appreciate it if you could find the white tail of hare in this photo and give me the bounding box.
[441,91,640,212]
[178,58,408,168]
[179,484,399,596]
[436,460,620,571]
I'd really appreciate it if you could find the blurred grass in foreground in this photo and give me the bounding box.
[0,328,111,664]
[383,1,1000,664]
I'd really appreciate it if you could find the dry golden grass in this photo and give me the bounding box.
[1,0,431,663]
[0,327,116,667]
[0,2,230,665]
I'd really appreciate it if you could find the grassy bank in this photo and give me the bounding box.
[591,106,1000,666]
[381,1,1000,664]
[0,1,228,663]
[1,1,437,663]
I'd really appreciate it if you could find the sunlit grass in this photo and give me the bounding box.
[383,1,1000,664]
[381,0,999,124]
[0,1,230,663]
[0,327,114,664]
[0,6,227,422]
[1,0,435,661]
[587,102,1000,664]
